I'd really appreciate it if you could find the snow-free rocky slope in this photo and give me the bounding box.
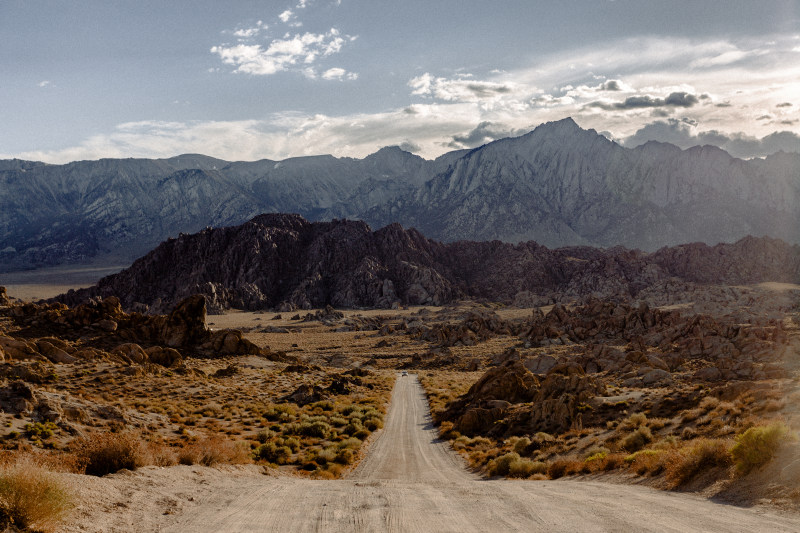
[3,118,799,270]
[56,213,800,313]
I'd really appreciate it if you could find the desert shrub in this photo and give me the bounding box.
[584,446,610,460]
[311,400,334,412]
[342,419,363,436]
[513,437,532,455]
[597,453,626,471]
[179,437,250,466]
[438,421,460,440]
[337,437,362,450]
[353,429,371,440]
[681,408,703,423]
[284,437,301,453]
[625,449,665,475]
[487,453,520,477]
[731,422,792,475]
[621,426,653,452]
[24,422,59,440]
[0,458,72,533]
[362,417,383,431]
[72,432,146,476]
[145,442,178,467]
[547,459,581,479]
[620,413,648,431]
[328,416,348,427]
[335,448,354,465]
[315,447,337,465]
[256,429,274,444]
[665,438,732,486]
[469,437,494,450]
[255,442,291,464]
[452,436,471,451]
[299,420,332,439]
[699,396,720,411]
[508,459,547,478]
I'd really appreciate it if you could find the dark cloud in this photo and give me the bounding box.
[599,80,622,91]
[664,92,699,107]
[715,102,733,107]
[756,115,772,120]
[776,102,793,108]
[588,91,700,111]
[465,83,512,98]
[398,140,421,152]
[402,107,419,114]
[622,118,800,158]
[448,121,527,149]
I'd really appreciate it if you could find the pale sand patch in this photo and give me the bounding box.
[0,264,125,301]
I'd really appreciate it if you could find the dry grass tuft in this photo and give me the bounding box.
[665,438,732,487]
[72,432,146,476]
[0,458,73,533]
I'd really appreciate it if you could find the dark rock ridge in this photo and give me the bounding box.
[3,118,799,270]
[55,214,800,313]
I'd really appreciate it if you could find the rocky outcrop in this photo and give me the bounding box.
[2,294,281,362]
[53,214,800,313]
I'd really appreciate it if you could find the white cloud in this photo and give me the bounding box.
[321,67,358,81]
[409,73,526,103]
[37,80,50,88]
[211,28,354,78]
[279,9,294,23]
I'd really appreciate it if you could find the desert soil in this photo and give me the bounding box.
[63,376,800,532]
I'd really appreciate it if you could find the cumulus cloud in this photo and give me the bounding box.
[211,28,355,78]
[321,67,358,81]
[37,80,51,88]
[279,9,294,23]
[622,118,800,158]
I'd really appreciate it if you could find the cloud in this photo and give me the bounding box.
[279,9,294,23]
[321,67,358,81]
[398,140,421,153]
[448,121,528,149]
[588,91,699,111]
[409,73,521,103]
[776,102,793,107]
[211,28,355,78]
[599,80,622,91]
[38,80,51,88]
[622,118,800,158]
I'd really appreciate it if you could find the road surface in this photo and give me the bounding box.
[166,375,800,532]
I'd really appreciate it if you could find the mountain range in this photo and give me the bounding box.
[2,118,798,271]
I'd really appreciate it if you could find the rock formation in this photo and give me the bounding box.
[55,214,800,313]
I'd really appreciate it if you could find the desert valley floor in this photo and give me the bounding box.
[1,267,800,531]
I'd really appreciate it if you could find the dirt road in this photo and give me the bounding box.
[157,376,800,532]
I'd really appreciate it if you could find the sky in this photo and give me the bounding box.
[2,0,800,163]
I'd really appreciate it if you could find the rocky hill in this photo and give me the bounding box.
[3,118,799,271]
[56,214,800,313]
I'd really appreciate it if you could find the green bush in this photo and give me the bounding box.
[731,422,792,474]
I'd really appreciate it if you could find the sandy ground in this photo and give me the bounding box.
[0,264,125,301]
[62,377,800,532]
